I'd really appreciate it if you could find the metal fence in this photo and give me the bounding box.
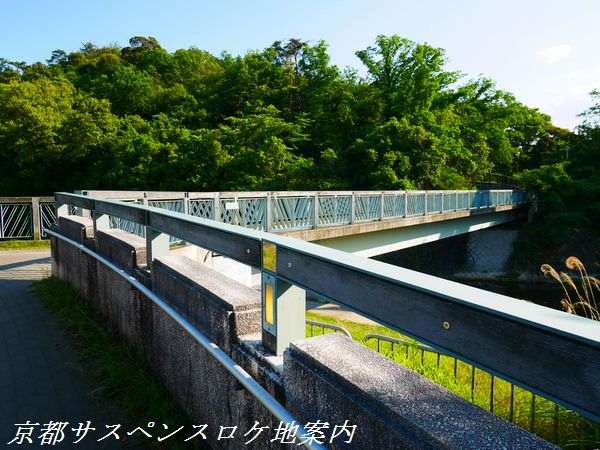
[0,197,55,240]
[305,326,599,447]
[87,189,528,234]
[1,190,526,240]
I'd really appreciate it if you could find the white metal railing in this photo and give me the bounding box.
[0,190,526,240]
[80,189,528,235]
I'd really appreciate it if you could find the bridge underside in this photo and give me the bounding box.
[303,208,521,257]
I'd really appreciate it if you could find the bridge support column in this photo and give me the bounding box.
[261,241,306,356]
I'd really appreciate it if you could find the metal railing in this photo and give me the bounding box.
[306,319,352,338]
[0,190,526,240]
[45,228,325,450]
[364,334,536,430]
[0,197,56,240]
[53,191,599,429]
[81,189,527,234]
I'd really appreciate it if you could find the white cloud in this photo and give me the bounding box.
[537,44,572,64]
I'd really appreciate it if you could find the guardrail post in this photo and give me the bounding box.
[380,192,385,220]
[424,192,428,216]
[266,193,272,232]
[313,193,319,228]
[261,241,306,356]
[31,197,41,240]
[350,192,355,224]
[92,211,110,236]
[146,227,169,269]
[455,191,459,211]
[56,202,69,219]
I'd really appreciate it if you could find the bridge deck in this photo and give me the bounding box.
[0,250,126,448]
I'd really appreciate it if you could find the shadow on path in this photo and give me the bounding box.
[0,250,133,449]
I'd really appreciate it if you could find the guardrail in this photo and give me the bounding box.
[45,227,326,450]
[53,191,599,426]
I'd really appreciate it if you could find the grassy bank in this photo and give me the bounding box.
[0,239,50,250]
[32,278,193,450]
[306,311,600,449]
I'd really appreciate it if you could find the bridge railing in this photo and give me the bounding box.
[79,189,527,235]
[1,190,523,240]
[53,191,598,424]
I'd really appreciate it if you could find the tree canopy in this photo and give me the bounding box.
[0,35,584,195]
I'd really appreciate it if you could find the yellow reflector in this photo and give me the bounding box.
[265,283,274,325]
[263,241,277,272]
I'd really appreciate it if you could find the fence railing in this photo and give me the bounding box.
[53,191,599,429]
[0,197,56,240]
[84,189,527,233]
[0,190,526,240]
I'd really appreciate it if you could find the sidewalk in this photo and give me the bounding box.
[0,250,125,448]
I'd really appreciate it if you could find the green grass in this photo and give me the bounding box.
[306,311,600,449]
[32,278,196,450]
[0,239,51,250]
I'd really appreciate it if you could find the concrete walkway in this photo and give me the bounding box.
[0,250,127,449]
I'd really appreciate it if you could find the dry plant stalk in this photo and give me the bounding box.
[541,257,600,321]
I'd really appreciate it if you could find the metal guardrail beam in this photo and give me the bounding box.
[45,228,326,450]
[52,190,600,422]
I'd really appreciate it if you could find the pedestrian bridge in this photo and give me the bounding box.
[78,189,527,257]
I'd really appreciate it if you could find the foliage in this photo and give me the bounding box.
[0,239,51,250]
[306,311,600,448]
[0,35,566,195]
[541,257,600,321]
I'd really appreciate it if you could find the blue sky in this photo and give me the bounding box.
[2,0,599,129]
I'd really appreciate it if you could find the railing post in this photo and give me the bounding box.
[404,191,408,217]
[424,192,428,216]
[455,191,459,211]
[92,211,110,236]
[350,192,355,224]
[56,202,69,219]
[214,192,221,222]
[266,192,272,232]
[261,241,306,356]
[31,197,41,240]
[380,191,385,220]
[145,226,169,269]
[313,193,319,228]
[183,192,190,215]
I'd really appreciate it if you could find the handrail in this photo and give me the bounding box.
[306,319,352,338]
[53,191,600,421]
[364,333,438,353]
[45,228,326,450]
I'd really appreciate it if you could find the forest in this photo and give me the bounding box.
[0,35,598,261]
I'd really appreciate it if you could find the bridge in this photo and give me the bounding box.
[1,189,526,256]
[1,189,598,448]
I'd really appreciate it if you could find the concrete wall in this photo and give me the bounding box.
[376,223,521,277]
[50,216,555,449]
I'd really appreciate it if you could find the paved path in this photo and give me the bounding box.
[0,250,128,449]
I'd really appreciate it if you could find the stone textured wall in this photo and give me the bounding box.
[51,216,555,450]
